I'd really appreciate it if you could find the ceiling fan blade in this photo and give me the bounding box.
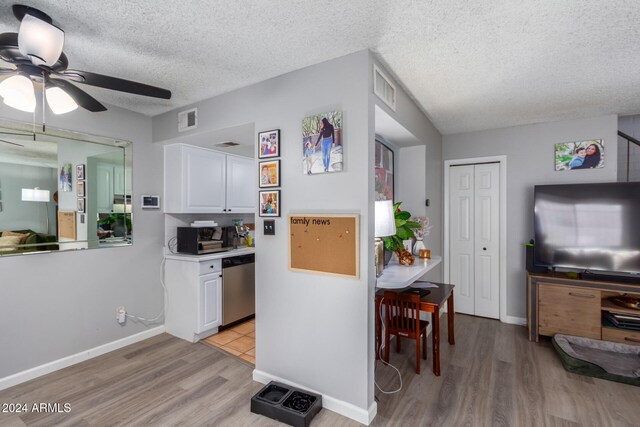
[48,78,107,112]
[0,68,16,76]
[12,5,53,24]
[0,33,29,64]
[60,70,171,99]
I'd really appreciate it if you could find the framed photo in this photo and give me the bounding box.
[259,160,280,188]
[258,129,280,159]
[76,164,85,180]
[77,181,86,197]
[77,198,85,213]
[375,140,394,201]
[554,139,604,171]
[302,111,342,174]
[259,190,280,217]
[60,163,72,192]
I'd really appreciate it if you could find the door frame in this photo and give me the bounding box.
[444,155,507,323]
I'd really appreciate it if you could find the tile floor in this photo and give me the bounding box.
[202,318,255,364]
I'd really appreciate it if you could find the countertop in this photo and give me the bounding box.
[165,246,255,262]
[376,255,442,289]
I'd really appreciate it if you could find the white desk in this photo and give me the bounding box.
[376,255,442,289]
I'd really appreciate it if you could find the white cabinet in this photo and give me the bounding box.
[199,273,222,333]
[164,144,254,214]
[165,258,222,342]
[113,166,132,196]
[225,155,254,213]
[96,164,114,213]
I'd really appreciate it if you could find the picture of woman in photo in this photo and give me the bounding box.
[576,143,603,169]
[316,117,335,172]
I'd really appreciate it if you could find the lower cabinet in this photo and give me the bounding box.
[165,258,222,342]
[537,283,601,339]
[199,273,222,333]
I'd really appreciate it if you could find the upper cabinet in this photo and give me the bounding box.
[164,144,254,214]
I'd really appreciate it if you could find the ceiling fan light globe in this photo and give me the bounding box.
[18,14,65,67]
[0,75,36,112]
[46,86,78,114]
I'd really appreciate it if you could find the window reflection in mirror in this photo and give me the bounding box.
[0,120,132,256]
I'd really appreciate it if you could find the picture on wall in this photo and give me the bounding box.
[375,140,394,201]
[259,160,280,188]
[76,164,85,180]
[258,129,280,159]
[59,163,72,192]
[259,190,280,217]
[555,139,604,171]
[77,181,86,197]
[77,198,85,213]
[302,110,342,174]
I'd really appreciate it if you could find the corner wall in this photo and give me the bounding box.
[153,50,374,422]
[443,114,618,319]
[0,104,164,381]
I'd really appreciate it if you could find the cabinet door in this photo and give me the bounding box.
[184,146,226,213]
[198,273,222,332]
[225,155,255,213]
[113,166,132,196]
[538,283,601,339]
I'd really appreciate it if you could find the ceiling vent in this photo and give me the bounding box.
[373,64,396,111]
[215,141,240,147]
[178,108,197,132]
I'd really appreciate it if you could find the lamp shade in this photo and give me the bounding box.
[22,188,50,202]
[18,13,65,67]
[0,75,36,112]
[375,200,396,237]
[46,86,78,114]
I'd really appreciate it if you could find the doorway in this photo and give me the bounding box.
[444,156,507,321]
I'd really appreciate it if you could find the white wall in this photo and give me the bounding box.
[443,114,618,319]
[0,104,164,380]
[0,163,57,234]
[154,50,374,421]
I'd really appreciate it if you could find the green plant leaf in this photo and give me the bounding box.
[404,221,422,229]
[396,211,411,221]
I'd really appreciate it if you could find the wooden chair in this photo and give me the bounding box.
[383,291,429,374]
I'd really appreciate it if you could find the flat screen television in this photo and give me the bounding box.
[534,182,640,275]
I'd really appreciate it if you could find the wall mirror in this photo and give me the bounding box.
[0,119,132,256]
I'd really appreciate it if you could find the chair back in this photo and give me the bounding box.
[383,291,421,338]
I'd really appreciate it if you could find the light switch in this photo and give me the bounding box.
[264,220,275,235]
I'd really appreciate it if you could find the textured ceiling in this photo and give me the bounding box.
[1,1,639,134]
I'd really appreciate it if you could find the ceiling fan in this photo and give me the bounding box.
[0,4,171,114]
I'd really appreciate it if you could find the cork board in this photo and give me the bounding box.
[58,211,77,240]
[289,214,359,278]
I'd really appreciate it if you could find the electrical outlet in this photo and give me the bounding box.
[116,306,126,324]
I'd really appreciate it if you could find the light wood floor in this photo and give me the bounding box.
[1,315,638,426]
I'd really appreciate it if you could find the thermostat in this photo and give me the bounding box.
[141,195,160,209]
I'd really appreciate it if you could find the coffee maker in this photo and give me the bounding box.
[222,225,248,248]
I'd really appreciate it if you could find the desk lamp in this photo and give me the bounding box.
[375,200,396,277]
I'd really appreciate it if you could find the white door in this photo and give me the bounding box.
[198,273,222,332]
[449,162,500,319]
[225,155,255,213]
[184,146,226,213]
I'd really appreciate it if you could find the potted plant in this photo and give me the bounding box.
[382,202,421,266]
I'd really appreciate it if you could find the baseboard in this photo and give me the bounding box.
[504,316,527,326]
[0,326,165,391]
[252,369,377,425]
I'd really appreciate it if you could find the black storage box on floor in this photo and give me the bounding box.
[251,381,322,427]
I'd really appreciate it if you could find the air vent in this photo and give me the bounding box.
[178,108,197,132]
[215,141,240,147]
[373,64,396,111]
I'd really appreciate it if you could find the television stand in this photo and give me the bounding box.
[580,271,640,285]
[527,271,640,344]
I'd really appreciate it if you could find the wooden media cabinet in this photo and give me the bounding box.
[527,272,640,345]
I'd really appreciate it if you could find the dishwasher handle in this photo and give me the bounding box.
[222,254,255,268]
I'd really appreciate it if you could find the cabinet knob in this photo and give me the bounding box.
[483,247,487,251]
[210,265,214,269]
[228,209,232,212]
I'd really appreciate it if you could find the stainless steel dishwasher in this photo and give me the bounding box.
[221,254,255,326]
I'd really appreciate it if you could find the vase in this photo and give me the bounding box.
[413,238,426,256]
